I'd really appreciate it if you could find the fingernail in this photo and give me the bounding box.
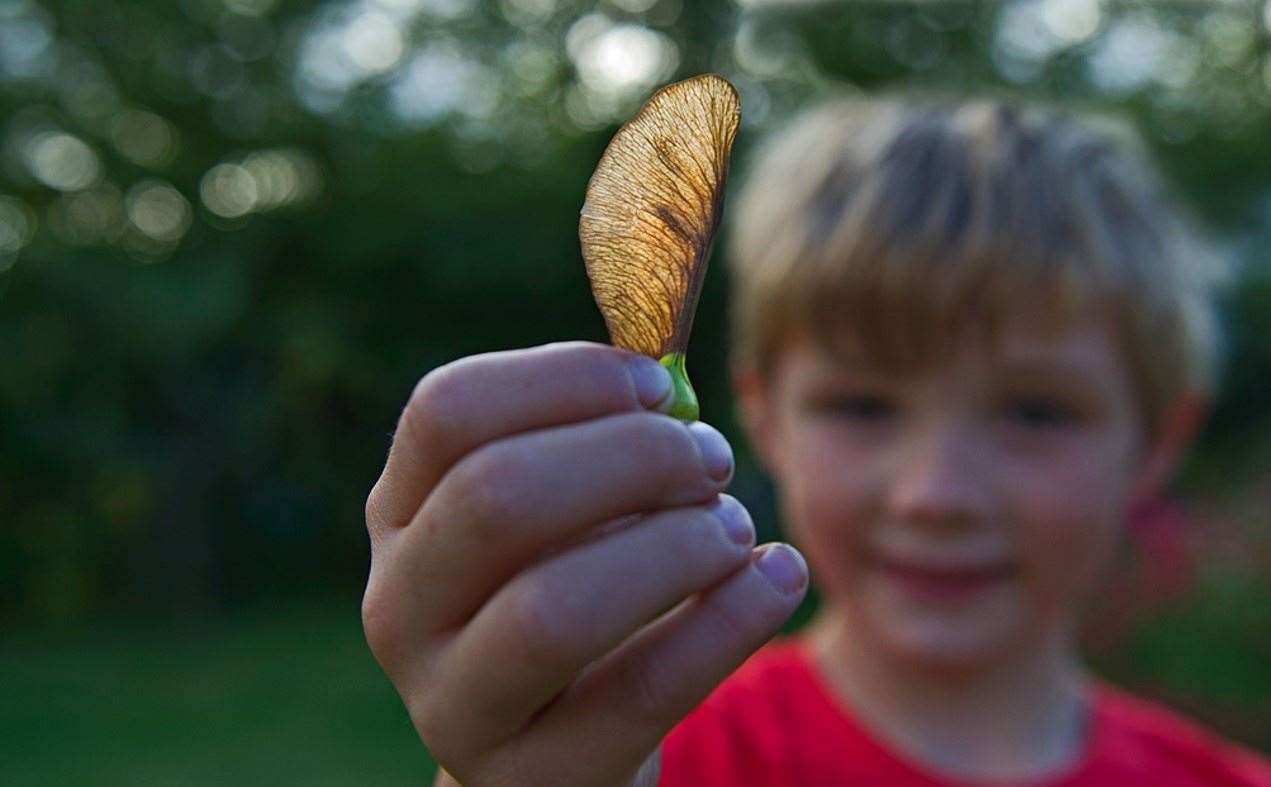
[755,544,808,595]
[710,495,754,546]
[625,356,674,411]
[687,422,733,483]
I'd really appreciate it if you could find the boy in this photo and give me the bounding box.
[361,94,1271,785]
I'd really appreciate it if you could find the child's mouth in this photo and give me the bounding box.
[871,556,1016,601]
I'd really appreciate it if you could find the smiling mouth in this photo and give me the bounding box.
[870,556,1017,599]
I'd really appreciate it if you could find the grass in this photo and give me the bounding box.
[0,598,437,786]
[2,581,1266,784]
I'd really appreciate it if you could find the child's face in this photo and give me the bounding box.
[738,308,1169,671]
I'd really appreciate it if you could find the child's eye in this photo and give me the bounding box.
[821,394,896,421]
[1003,396,1079,428]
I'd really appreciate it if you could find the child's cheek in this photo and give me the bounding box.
[1013,454,1128,625]
[776,437,876,599]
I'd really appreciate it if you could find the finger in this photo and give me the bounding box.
[378,413,734,633]
[366,341,675,540]
[421,496,757,762]
[503,543,809,782]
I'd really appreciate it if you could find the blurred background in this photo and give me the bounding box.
[1,0,1269,783]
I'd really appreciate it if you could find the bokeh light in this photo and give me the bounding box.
[243,149,320,209]
[125,179,192,246]
[567,14,678,102]
[294,2,420,112]
[200,149,322,221]
[48,183,125,245]
[24,131,100,191]
[389,43,497,125]
[0,1,54,81]
[1041,0,1102,46]
[1087,15,1192,95]
[578,23,678,94]
[993,0,1065,81]
[200,163,258,219]
[0,193,35,271]
[733,18,800,78]
[110,109,179,169]
[504,41,560,98]
[342,10,405,74]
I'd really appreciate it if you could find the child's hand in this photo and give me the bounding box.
[362,341,809,786]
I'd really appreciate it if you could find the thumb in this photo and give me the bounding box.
[514,543,808,782]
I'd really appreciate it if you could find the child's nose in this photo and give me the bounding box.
[887,424,991,530]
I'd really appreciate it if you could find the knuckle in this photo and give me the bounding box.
[363,487,379,533]
[622,416,706,499]
[404,690,454,760]
[681,509,747,567]
[625,655,680,726]
[447,444,526,542]
[546,339,619,369]
[364,481,389,537]
[503,578,581,676]
[361,583,404,672]
[404,687,445,747]
[631,511,747,605]
[542,341,639,411]
[402,362,465,454]
[703,587,756,648]
[621,415,679,471]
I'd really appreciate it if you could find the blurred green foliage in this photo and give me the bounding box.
[0,599,438,785]
[1,0,1269,767]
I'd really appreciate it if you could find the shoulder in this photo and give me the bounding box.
[693,636,814,710]
[664,636,817,741]
[1087,682,1271,787]
[660,637,832,785]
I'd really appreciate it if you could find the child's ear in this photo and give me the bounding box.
[1131,391,1210,503]
[732,362,777,473]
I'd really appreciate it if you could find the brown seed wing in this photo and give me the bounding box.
[580,74,741,358]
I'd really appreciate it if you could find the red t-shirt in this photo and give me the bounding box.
[661,638,1271,787]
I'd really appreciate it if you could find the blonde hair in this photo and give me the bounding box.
[728,92,1228,440]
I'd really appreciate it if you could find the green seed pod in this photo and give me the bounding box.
[659,351,699,423]
[580,74,740,422]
